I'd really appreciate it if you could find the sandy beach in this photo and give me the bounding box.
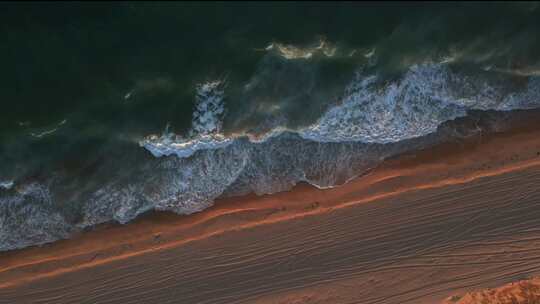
[2,116,540,304]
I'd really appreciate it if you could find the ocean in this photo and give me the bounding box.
[2,2,540,251]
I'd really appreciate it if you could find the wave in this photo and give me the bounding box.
[140,80,234,158]
[300,64,540,143]
[141,63,540,157]
[2,61,540,252]
[130,63,540,229]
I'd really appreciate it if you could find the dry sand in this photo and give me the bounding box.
[442,277,540,304]
[2,117,540,303]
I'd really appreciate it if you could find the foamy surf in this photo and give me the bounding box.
[0,181,14,190]
[141,63,540,159]
[4,3,540,253]
[3,60,540,252]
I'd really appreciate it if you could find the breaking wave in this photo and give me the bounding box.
[2,61,540,252]
[300,64,540,143]
[142,63,540,157]
[141,81,233,158]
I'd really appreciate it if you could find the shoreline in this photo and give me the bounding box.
[2,113,540,302]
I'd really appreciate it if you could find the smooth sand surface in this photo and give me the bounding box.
[2,118,540,303]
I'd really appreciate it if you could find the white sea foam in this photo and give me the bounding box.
[140,133,234,158]
[300,64,540,143]
[140,80,231,158]
[0,180,14,190]
[141,64,540,160]
[30,128,59,138]
[190,80,226,135]
[300,64,466,143]
[0,182,72,251]
[124,91,133,100]
[263,39,339,60]
[29,119,67,138]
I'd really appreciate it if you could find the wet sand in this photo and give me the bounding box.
[2,117,540,303]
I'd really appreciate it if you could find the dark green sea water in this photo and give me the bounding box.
[2,2,540,251]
